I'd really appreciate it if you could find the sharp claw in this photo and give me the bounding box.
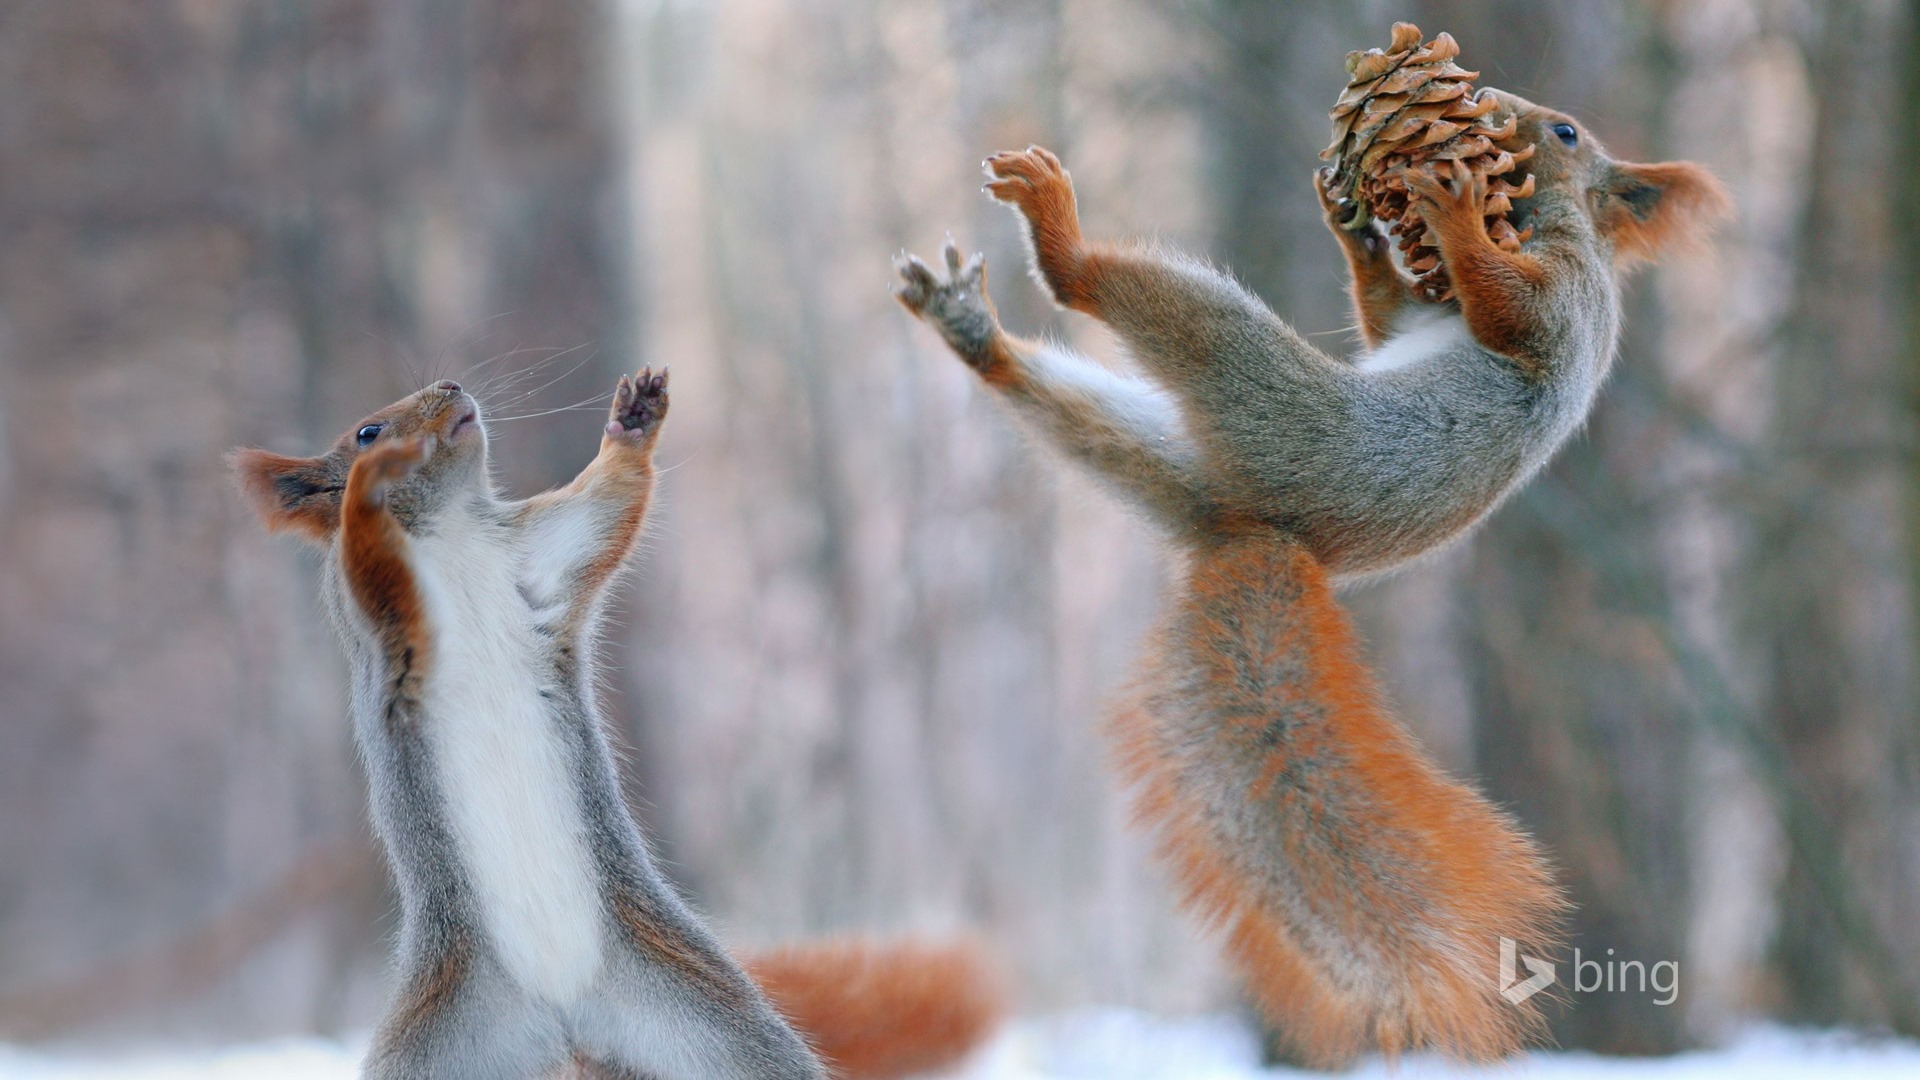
[899,255,935,288]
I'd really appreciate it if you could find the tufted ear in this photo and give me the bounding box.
[227,447,343,544]
[1594,160,1733,270]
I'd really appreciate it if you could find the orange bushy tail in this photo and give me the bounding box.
[1112,538,1567,1065]
[742,938,1005,1080]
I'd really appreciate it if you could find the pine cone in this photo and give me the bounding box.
[1320,23,1536,301]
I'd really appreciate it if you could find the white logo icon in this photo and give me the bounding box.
[1500,936,1556,1004]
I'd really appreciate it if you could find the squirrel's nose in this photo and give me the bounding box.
[435,380,462,395]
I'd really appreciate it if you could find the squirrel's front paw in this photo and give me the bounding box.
[982,147,1092,309]
[894,240,1001,375]
[1316,168,1390,258]
[1405,160,1489,238]
[983,146,1078,227]
[606,367,670,446]
[352,435,434,503]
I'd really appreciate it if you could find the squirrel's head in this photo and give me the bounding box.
[1485,90,1732,272]
[228,380,488,544]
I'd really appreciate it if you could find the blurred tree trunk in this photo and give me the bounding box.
[1760,0,1920,1032]
[0,0,630,1038]
[1196,0,1351,326]
[1360,2,1703,1055]
[613,0,1230,1015]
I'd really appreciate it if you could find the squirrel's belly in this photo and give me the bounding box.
[422,596,604,1003]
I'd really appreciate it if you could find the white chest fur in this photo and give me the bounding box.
[1357,310,1471,373]
[413,518,604,1003]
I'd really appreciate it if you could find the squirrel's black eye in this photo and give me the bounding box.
[1551,123,1578,148]
[356,424,383,447]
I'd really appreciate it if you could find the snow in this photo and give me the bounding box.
[0,1011,1915,1078]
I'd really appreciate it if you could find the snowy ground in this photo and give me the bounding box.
[1,1011,1915,1079]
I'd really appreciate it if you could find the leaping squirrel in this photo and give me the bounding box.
[230,372,1001,1079]
[894,91,1728,1064]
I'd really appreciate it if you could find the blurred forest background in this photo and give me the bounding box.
[1,0,1916,1061]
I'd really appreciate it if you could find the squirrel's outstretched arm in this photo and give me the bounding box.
[514,368,668,629]
[340,436,437,725]
[983,148,1349,427]
[895,242,1208,532]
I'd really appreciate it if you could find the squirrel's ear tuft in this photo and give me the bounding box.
[227,447,342,543]
[1595,160,1732,270]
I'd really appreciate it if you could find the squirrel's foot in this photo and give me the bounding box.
[606,367,670,446]
[983,146,1079,228]
[983,146,1091,310]
[894,239,1007,379]
[352,435,434,505]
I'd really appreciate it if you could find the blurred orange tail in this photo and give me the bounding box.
[742,937,1005,1080]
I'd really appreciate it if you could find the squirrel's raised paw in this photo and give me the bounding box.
[1316,168,1391,257]
[893,240,1005,378]
[983,146,1066,195]
[1406,159,1488,228]
[982,146,1080,237]
[894,239,985,314]
[606,367,669,445]
[352,435,434,502]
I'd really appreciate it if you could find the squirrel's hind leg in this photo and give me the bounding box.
[897,241,1211,532]
[362,946,566,1080]
[573,962,823,1080]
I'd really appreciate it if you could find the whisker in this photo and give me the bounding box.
[483,344,601,410]
[653,451,697,476]
[422,314,520,388]
[478,341,597,396]
[466,342,570,394]
[471,350,588,402]
[486,390,617,423]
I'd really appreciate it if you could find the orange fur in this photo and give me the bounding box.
[743,938,1005,1080]
[338,439,435,715]
[975,326,1027,390]
[1407,161,1555,379]
[1316,171,1415,350]
[1596,160,1733,270]
[1344,249,1415,350]
[516,439,657,636]
[380,936,471,1050]
[1112,539,1565,1065]
[608,891,754,1011]
[984,147,1103,314]
[227,447,343,542]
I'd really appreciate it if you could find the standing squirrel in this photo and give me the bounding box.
[229,373,1001,1079]
[894,91,1728,1064]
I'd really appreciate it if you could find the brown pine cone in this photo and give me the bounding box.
[1320,23,1536,301]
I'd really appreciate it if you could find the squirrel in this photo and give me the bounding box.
[228,372,1001,1079]
[893,90,1729,1064]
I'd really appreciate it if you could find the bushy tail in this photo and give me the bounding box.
[742,937,1005,1080]
[1111,538,1567,1065]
